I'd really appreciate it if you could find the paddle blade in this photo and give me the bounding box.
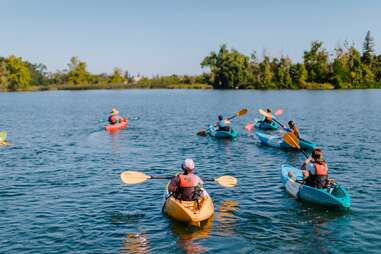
[0,131,7,141]
[274,108,284,116]
[245,122,254,132]
[283,133,300,149]
[258,109,272,120]
[214,176,237,188]
[236,108,248,117]
[121,171,151,185]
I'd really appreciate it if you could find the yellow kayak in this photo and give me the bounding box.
[163,186,214,226]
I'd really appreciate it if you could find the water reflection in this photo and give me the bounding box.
[170,217,213,254]
[168,199,239,254]
[216,199,239,236]
[120,232,149,254]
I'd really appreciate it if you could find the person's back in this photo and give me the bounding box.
[217,115,231,131]
[263,108,273,123]
[288,120,300,139]
[108,108,121,125]
[302,148,328,188]
[168,159,203,201]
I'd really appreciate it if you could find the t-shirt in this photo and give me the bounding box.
[218,120,226,128]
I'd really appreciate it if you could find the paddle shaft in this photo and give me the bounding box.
[150,175,223,183]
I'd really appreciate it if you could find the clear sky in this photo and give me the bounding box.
[1,0,380,76]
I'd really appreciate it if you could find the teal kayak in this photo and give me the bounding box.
[207,125,238,139]
[281,164,350,210]
[254,118,280,130]
[256,131,317,150]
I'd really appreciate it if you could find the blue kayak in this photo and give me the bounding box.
[256,131,317,150]
[281,164,350,210]
[207,125,238,139]
[254,118,280,130]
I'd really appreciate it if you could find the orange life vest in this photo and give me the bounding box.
[179,174,198,188]
[314,162,328,176]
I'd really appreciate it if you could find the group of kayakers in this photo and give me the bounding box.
[261,108,329,189]
[109,106,329,202]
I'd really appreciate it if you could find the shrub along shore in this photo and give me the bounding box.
[1,31,380,92]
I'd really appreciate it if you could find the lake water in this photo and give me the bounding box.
[0,89,380,253]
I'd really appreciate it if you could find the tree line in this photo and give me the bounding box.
[201,31,381,89]
[0,31,380,91]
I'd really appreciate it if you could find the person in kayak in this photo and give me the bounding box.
[217,115,231,131]
[287,120,300,139]
[301,148,329,188]
[263,108,273,123]
[168,159,204,201]
[108,108,122,125]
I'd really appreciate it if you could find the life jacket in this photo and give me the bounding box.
[309,162,328,188]
[314,162,328,176]
[292,128,300,138]
[179,174,198,187]
[176,174,201,201]
[108,115,116,124]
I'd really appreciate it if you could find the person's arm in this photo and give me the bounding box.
[167,176,179,193]
[301,157,312,171]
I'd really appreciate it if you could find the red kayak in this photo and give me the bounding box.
[105,118,128,131]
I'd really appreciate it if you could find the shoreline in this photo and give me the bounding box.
[2,84,381,92]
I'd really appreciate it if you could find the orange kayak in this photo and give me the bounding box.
[105,118,128,131]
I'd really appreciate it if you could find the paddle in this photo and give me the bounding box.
[120,171,237,188]
[283,132,309,158]
[274,108,284,116]
[197,108,248,136]
[0,131,7,146]
[258,109,287,129]
[98,116,139,123]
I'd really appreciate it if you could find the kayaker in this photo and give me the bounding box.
[217,115,231,131]
[287,120,300,139]
[301,148,329,188]
[263,108,273,123]
[108,108,122,125]
[168,159,204,201]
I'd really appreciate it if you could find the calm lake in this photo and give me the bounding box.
[1,89,380,253]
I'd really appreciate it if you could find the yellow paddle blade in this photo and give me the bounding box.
[214,176,237,188]
[120,171,151,185]
[0,131,7,141]
[236,108,248,117]
[283,132,301,149]
[258,108,272,119]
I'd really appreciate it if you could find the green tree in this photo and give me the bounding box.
[66,56,91,85]
[258,55,273,88]
[201,44,252,89]
[290,63,307,88]
[109,67,124,83]
[362,30,375,66]
[25,62,48,86]
[0,57,9,90]
[5,55,31,91]
[303,41,330,83]
[273,56,293,88]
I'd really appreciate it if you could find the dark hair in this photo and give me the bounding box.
[218,115,223,121]
[312,148,324,163]
[288,120,295,127]
[266,108,272,113]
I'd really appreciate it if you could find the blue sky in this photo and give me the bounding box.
[0,0,380,76]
